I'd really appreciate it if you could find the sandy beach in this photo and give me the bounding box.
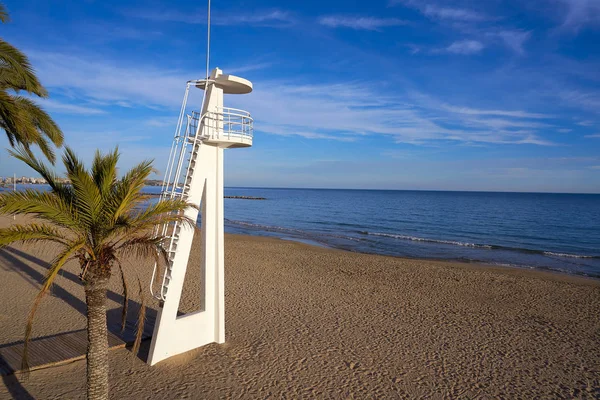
[0,215,599,399]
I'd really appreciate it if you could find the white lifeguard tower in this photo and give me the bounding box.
[147,67,253,365]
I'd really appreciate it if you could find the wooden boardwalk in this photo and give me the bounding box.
[0,316,155,376]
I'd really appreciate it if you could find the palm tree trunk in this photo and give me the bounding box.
[85,276,109,400]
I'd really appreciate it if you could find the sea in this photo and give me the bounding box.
[218,187,600,278]
[4,185,600,278]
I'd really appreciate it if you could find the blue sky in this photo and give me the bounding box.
[1,0,599,193]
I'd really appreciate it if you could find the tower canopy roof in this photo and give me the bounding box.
[196,74,253,94]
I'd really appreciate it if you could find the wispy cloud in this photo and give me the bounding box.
[391,1,487,22]
[422,5,487,22]
[393,2,532,55]
[318,16,408,31]
[224,62,273,74]
[578,120,595,127]
[127,9,294,28]
[74,22,163,43]
[445,40,484,54]
[38,99,106,115]
[28,50,189,109]
[555,0,600,31]
[441,105,547,119]
[226,81,556,146]
[560,90,600,112]
[145,117,177,128]
[493,30,531,54]
[585,134,600,138]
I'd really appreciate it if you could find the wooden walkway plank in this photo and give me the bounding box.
[0,315,155,376]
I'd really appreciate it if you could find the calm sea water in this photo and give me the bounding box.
[5,185,600,277]
[220,188,600,278]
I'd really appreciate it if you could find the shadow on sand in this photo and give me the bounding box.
[0,246,157,376]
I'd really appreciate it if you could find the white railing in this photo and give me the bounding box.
[191,107,253,142]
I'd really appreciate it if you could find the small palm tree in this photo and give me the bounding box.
[0,3,63,162]
[0,146,196,400]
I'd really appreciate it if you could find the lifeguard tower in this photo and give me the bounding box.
[147,67,253,365]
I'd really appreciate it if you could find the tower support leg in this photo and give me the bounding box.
[147,144,225,366]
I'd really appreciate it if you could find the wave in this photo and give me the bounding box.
[360,231,599,260]
[360,231,493,249]
[225,219,364,243]
[542,251,597,259]
[225,219,305,234]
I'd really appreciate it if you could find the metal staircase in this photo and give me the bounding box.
[150,84,203,302]
[149,81,254,302]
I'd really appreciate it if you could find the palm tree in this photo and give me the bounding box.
[0,3,63,162]
[0,146,196,399]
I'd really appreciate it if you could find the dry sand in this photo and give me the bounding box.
[0,214,599,399]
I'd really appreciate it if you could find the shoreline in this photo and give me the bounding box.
[232,231,600,282]
[242,233,600,285]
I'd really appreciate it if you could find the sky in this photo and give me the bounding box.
[0,0,599,193]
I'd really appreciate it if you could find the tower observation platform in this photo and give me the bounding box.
[192,68,253,148]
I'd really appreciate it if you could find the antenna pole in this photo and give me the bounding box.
[198,0,211,116]
[206,0,211,80]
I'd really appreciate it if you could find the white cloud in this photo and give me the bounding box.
[224,62,273,74]
[318,16,408,31]
[578,120,595,126]
[556,0,600,31]
[445,40,484,54]
[585,134,600,138]
[37,99,107,115]
[391,1,487,22]
[146,117,177,128]
[493,30,531,54]
[561,90,600,111]
[28,50,187,109]
[442,105,547,118]
[225,81,555,146]
[422,5,487,21]
[128,9,294,28]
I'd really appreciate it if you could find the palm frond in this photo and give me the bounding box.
[0,39,47,97]
[22,240,86,371]
[92,147,119,200]
[115,235,170,265]
[63,147,102,229]
[30,134,56,165]
[0,3,10,23]
[108,159,154,221]
[0,91,31,143]
[0,223,69,247]
[0,189,81,232]
[127,198,197,230]
[11,96,63,147]
[8,145,72,197]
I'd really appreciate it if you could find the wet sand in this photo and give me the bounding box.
[0,215,599,398]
